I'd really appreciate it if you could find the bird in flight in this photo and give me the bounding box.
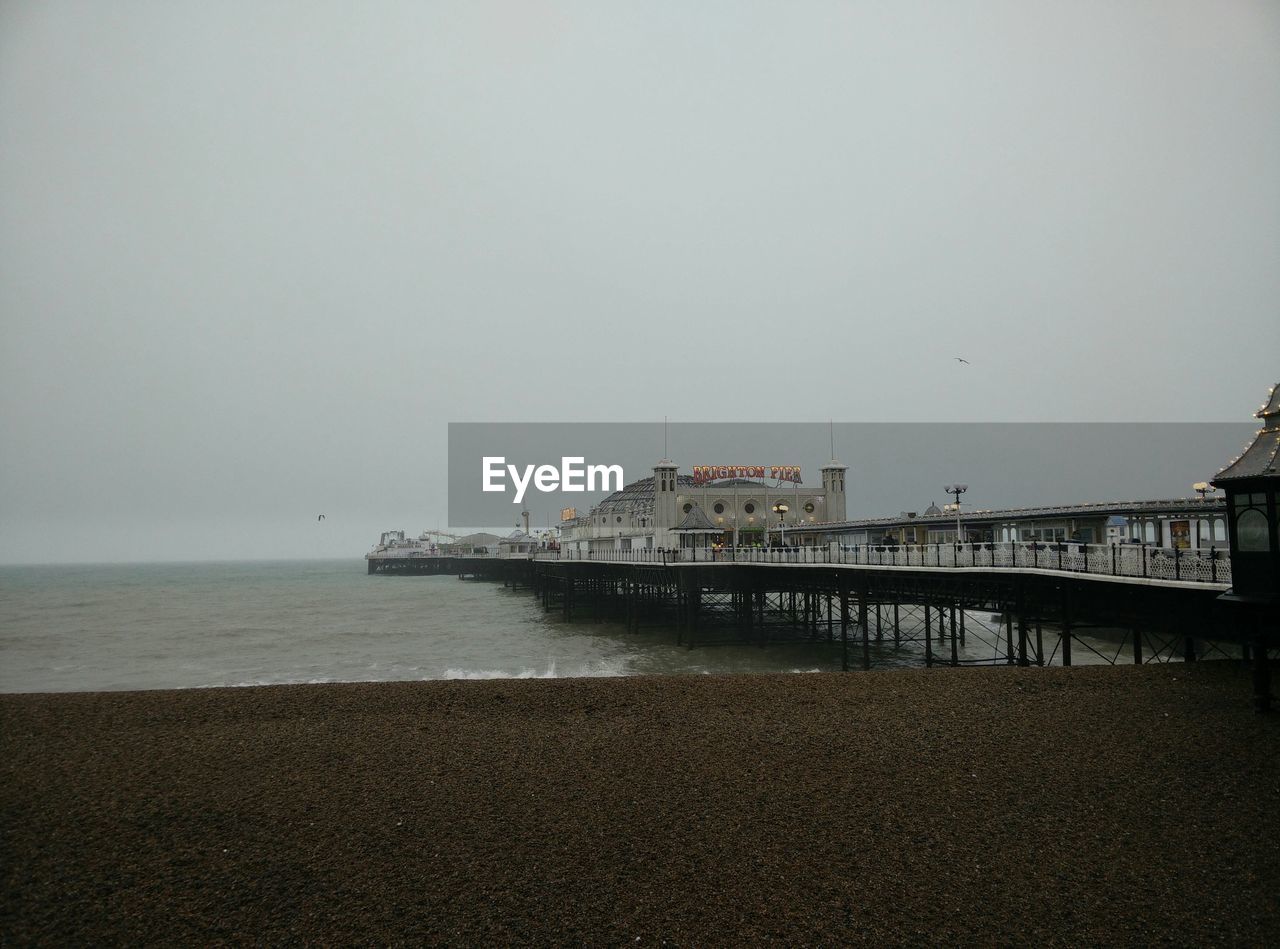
[954,357,970,365]
[317,514,326,521]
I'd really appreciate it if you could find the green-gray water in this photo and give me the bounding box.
[2,559,1151,693]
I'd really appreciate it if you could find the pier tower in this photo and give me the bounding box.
[653,459,680,547]
[822,460,848,522]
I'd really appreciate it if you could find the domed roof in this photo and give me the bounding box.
[593,474,698,516]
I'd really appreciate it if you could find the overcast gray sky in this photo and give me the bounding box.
[2,1,1278,563]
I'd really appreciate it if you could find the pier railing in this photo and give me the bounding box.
[534,542,1231,585]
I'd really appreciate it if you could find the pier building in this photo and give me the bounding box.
[557,458,848,556]
[1213,382,1280,597]
[789,497,1229,550]
[555,456,1226,556]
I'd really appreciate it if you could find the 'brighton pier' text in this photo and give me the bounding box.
[692,465,802,485]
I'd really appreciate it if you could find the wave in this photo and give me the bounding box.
[440,660,628,680]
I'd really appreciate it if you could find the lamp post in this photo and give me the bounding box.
[772,500,789,547]
[1192,483,1213,547]
[944,484,968,542]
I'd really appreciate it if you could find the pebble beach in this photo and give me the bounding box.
[3,662,1278,945]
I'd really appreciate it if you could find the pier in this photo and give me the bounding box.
[367,540,1274,706]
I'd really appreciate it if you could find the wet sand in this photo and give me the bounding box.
[3,663,1278,945]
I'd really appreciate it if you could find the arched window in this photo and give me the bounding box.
[1233,493,1272,553]
[1237,509,1270,552]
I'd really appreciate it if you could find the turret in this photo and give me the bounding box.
[822,461,848,522]
[653,459,679,547]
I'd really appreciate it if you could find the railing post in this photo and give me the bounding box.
[1142,543,1148,578]
[1112,543,1117,576]
[1210,546,1217,584]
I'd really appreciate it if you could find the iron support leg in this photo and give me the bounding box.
[1253,630,1271,713]
[950,603,958,667]
[839,581,850,672]
[859,592,870,671]
[925,603,933,668]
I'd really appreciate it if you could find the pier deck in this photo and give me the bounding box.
[367,542,1275,707]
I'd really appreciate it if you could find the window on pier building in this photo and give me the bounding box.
[1020,527,1066,542]
[1234,492,1272,552]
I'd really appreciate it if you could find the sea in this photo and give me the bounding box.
[0,559,1125,694]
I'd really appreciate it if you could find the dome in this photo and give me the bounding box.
[592,474,698,516]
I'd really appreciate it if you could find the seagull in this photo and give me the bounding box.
[954,357,970,365]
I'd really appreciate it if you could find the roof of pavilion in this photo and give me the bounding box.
[672,504,720,532]
[1214,430,1280,483]
[1257,382,1280,420]
[1214,383,1280,483]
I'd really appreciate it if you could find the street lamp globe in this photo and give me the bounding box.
[772,501,790,546]
[943,484,969,542]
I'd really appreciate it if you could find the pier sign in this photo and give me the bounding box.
[692,465,802,485]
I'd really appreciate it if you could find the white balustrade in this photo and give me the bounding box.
[522,541,1230,584]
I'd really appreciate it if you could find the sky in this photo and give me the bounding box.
[1,1,1278,563]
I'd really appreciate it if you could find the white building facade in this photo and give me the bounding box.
[559,459,848,555]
